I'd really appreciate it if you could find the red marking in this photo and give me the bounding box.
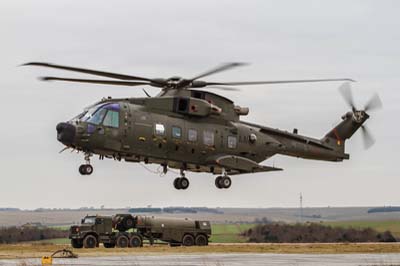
[333,128,342,142]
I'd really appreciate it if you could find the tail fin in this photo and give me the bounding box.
[322,111,369,152]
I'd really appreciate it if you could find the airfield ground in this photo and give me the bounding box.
[0,243,400,259]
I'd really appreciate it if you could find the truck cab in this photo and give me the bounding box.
[69,215,114,248]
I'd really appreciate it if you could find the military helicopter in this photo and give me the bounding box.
[24,62,382,190]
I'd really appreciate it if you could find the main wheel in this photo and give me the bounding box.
[215,176,223,189]
[129,235,143,248]
[195,234,208,246]
[173,178,181,189]
[71,239,83,249]
[179,177,189,190]
[221,176,232,189]
[79,165,86,175]
[182,234,195,246]
[103,243,115,248]
[116,235,129,248]
[83,235,97,248]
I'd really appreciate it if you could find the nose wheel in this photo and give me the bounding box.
[79,153,93,175]
[79,164,93,175]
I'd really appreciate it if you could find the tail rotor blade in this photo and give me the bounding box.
[338,82,356,111]
[361,125,375,149]
[364,93,383,112]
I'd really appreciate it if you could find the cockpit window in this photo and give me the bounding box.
[82,103,120,125]
[87,108,107,125]
[103,110,119,128]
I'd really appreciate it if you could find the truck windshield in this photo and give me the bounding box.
[82,217,96,224]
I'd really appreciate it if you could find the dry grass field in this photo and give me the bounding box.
[0,243,400,259]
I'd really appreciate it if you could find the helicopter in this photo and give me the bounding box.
[24,62,382,190]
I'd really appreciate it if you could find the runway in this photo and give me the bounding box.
[1,253,400,266]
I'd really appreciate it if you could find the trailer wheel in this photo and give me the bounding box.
[71,239,83,249]
[116,235,129,248]
[195,234,208,246]
[103,243,115,248]
[182,234,195,246]
[83,235,97,248]
[129,235,142,248]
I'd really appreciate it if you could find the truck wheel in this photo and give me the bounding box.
[195,234,208,246]
[116,235,129,248]
[182,234,195,246]
[71,239,83,249]
[129,235,142,248]
[103,243,115,248]
[83,235,97,248]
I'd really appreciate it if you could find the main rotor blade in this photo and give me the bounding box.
[189,62,248,81]
[364,93,383,112]
[23,62,155,82]
[361,125,375,149]
[40,77,152,87]
[207,86,240,91]
[206,78,355,86]
[338,82,356,111]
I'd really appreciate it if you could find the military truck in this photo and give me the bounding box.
[69,214,211,248]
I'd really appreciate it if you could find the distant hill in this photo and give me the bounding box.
[0,208,20,211]
[128,207,223,214]
[368,206,400,213]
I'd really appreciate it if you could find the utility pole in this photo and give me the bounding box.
[299,192,303,223]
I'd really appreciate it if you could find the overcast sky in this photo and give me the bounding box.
[0,0,399,209]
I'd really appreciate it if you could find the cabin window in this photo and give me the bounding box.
[188,129,198,142]
[155,123,165,136]
[203,130,214,146]
[172,126,182,139]
[227,136,237,149]
[103,110,119,128]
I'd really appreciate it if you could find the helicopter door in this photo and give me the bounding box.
[132,111,154,157]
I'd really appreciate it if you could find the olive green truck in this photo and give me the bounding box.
[69,214,211,248]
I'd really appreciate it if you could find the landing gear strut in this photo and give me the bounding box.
[215,169,232,189]
[79,153,93,175]
[173,169,189,190]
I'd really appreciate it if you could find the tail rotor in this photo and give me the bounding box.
[338,82,382,149]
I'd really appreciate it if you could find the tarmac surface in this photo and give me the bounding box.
[1,253,400,266]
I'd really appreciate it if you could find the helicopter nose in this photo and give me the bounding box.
[56,122,76,145]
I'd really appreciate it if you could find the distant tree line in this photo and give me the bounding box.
[368,206,400,213]
[242,223,397,243]
[0,226,68,244]
[0,208,20,211]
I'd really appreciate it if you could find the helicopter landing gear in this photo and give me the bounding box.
[79,153,93,175]
[173,169,189,190]
[215,169,232,189]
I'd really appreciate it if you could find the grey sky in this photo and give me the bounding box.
[0,0,399,209]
